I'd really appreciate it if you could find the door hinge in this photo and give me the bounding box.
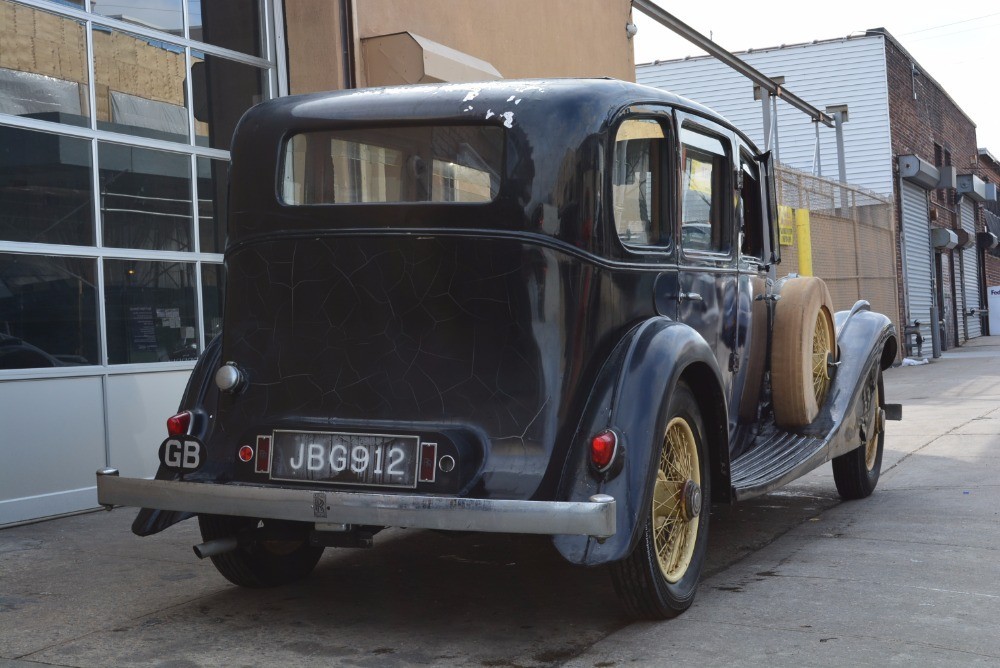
[729,350,740,373]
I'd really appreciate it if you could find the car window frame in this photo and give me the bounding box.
[676,114,737,267]
[606,106,676,261]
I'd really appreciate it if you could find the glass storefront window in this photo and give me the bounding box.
[92,25,189,143]
[188,0,263,57]
[0,1,89,128]
[0,0,274,372]
[201,262,224,343]
[191,53,266,150]
[197,156,228,253]
[99,142,193,251]
[0,125,94,246]
[0,253,98,369]
[91,0,183,37]
[103,258,196,364]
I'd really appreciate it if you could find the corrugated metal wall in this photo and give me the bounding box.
[900,181,934,345]
[961,200,982,338]
[636,34,894,197]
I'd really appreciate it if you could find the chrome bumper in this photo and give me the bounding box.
[96,469,616,539]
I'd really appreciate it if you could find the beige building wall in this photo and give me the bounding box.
[284,0,348,94]
[283,0,636,94]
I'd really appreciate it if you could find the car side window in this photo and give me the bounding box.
[739,151,764,260]
[680,126,730,254]
[612,119,670,248]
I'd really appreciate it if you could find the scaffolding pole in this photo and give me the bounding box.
[633,0,835,129]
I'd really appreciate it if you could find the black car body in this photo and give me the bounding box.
[98,79,899,617]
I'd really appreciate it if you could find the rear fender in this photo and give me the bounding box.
[131,334,223,537]
[552,318,728,565]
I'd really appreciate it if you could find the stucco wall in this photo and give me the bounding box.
[283,0,636,94]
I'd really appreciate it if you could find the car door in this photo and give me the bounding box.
[674,113,739,399]
[729,144,772,433]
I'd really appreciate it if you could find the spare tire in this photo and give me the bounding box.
[772,276,836,428]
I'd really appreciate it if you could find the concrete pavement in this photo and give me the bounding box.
[2,337,999,667]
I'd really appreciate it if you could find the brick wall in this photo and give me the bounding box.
[881,30,980,345]
[975,154,1000,296]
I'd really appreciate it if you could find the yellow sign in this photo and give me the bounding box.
[778,205,795,246]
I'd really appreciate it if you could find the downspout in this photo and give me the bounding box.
[340,0,359,88]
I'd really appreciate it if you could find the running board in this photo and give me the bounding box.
[730,424,827,502]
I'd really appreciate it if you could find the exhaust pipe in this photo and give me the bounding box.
[193,537,238,559]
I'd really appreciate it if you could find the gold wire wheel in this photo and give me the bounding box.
[652,417,701,584]
[811,308,834,406]
[864,381,881,471]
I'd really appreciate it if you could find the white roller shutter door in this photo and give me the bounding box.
[961,200,982,339]
[900,181,934,343]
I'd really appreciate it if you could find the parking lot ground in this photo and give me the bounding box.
[3,337,999,667]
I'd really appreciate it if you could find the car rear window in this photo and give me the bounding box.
[281,125,503,205]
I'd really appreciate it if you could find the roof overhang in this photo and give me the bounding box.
[361,32,502,86]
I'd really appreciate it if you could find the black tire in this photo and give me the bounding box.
[610,382,711,619]
[832,368,884,500]
[198,514,324,588]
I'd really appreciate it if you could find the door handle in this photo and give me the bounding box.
[678,292,704,303]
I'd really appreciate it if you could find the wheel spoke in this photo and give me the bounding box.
[865,381,881,470]
[652,416,701,584]
[810,310,833,404]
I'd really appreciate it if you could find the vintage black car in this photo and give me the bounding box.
[98,79,900,619]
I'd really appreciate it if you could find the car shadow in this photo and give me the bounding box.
[142,486,841,666]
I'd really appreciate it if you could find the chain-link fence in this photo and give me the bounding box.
[774,166,900,336]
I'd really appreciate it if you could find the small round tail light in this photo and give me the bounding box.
[591,430,619,472]
[215,362,246,393]
[238,445,254,462]
[166,411,192,436]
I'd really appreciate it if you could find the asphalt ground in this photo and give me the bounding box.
[2,337,999,667]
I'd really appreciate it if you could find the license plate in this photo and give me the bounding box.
[270,430,419,488]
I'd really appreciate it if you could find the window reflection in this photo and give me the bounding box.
[681,128,730,254]
[104,259,196,364]
[191,53,265,150]
[189,0,262,57]
[0,253,98,369]
[0,1,89,128]
[0,126,94,246]
[197,157,227,253]
[613,119,669,247]
[90,0,183,36]
[201,262,223,343]
[92,25,189,143]
[99,142,192,251]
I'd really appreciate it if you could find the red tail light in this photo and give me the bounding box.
[591,430,618,471]
[166,411,192,436]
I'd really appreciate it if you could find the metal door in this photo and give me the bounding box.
[900,181,934,344]
[960,199,982,339]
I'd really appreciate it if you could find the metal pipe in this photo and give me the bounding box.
[632,0,835,127]
[771,94,781,163]
[930,305,942,359]
[834,111,847,186]
[761,93,771,150]
[813,120,822,177]
[193,537,239,559]
[794,208,812,276]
